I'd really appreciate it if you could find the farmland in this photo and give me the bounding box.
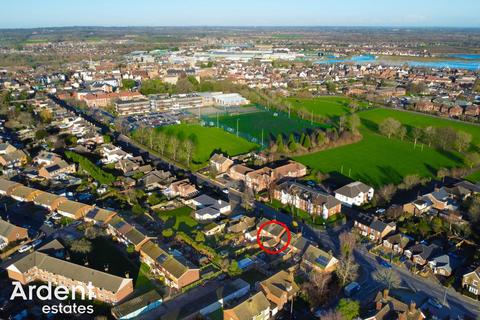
[206,107,324,146]
[156,124,258,165]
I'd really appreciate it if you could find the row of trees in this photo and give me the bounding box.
[132,126,198,167]
[379,117,473,153]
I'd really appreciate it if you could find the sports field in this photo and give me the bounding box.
[359,108,480,145]
[293,103,478,186]
[206,108,325,145]
[287,96,371,119]
[157,124,258,164]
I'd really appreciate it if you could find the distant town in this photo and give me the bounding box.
[0,25,479,320]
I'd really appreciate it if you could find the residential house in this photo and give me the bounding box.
[56,200,92,220]
[203,222,226,236]
[139,240,200,289]
[273,181,342,219]
[462,267,480,296]
[124,227,150,252]
[38,160,76,179]
[405,188,457,215]
[0,178,21,196]
[334,181,374,207]
[260,270,299,311]
[228,216,256,233]
[364,289,425,320]
[100,144,132,164]
[382,234,411,255]
[223,292,271,320]
[404,243,441,266]
[245,161,307,192]
[7,251,133,304]
[228,164,253,181]
[0,219,29,250]
[210,154,234,174]
[32,192,66,211]
[107,216,134,246]
[167,179,198,198]
[84,207,117,225]
[33,151,62,166]
[140,170,174,191]
[10,186,41,202]
[428,254,456,276]
[0,147,27,167]
[191,194,231,221]
[301,244,338,273]
[354,213,396,242]
[111,290,162,320]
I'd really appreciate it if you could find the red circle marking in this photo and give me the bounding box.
[256,220,291,255]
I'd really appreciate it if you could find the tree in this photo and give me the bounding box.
[399,174,421,190]
[376,184,397,205]
[195,231,205,243]
[169,135,180,161]
[122,79,136,90]
[35,129,48,141]
[336,299,360,320]
[422,126,436,147]
[437,168,449,183]
[322,310,345,320]
[336,232,359,286]
[454,130,472,152]
[411,127,423,148]
[39,109,53,123]
[373,268,401,291]
[397,126,407,140]
[465,152,480,169]
[302,134,312,149]
[69,238,92,254]
[176,77,195,93]
[183,136,196,166]
[276,134,285,153]
[288,133,298,152]
[227,259,242,276]
[379,118,401,139]
[302,271,333,308]
[162,228,173,238]
[436,127,457,150]
[84,226,104,239]
[346,114,361,135]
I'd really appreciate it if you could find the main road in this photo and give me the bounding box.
[50,96,480,318]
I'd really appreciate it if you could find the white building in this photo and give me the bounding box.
[334,181,374,207]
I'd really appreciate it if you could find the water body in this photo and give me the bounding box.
[315,54,480,71]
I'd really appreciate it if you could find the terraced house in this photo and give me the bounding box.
[354,213,396,242]
[0,219,29,250]
[462,267,480,297]
[139,240,200,289]
[7,251,133,304]
[273,180,342,219]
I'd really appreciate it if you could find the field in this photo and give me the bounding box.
[295,129,463,187]
[359,108,480,145]
[206,108,324,146]
[287,96,371,119]
[157,124,258,164]
[292,99,478,186]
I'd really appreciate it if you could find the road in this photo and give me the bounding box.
[50,96,480,318]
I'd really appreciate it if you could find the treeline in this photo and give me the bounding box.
[65,151,116,185]
[270,114,362,156]
[132,126,198,166]
[378,117,476,154]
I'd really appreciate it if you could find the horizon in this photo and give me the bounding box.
[2,0,480,29]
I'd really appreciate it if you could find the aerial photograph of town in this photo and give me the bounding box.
[0,0,479,319]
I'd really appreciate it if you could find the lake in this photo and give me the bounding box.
[315,54,480,71]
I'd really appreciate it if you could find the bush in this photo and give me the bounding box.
[162,228,173,238]
[65,151,115,185]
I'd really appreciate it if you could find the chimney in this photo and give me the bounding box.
[409,301,416,313]
[383,289,389,299]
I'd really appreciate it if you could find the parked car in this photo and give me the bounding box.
[44,220,54,228]
[344,282,361,296]
[31,239,43,248]
[428,297,443,309]
[51,213,62,220]
[18,244,32,253]
[380,260,392,269]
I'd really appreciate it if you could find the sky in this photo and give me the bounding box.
[2,0,480,28]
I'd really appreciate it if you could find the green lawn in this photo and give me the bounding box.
[157,206,198,234]
[135,263,156,292]
[157,124,257,165]
[466,170,480,183]
[295,128,464,187]
[287,96,371,119]
[359,108,480,145]
[206,107,324,146]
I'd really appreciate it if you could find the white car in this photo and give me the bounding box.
[44,220,54,227]
[51,213,62,220]
[18,244,32,253]
[222,188,229,194]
